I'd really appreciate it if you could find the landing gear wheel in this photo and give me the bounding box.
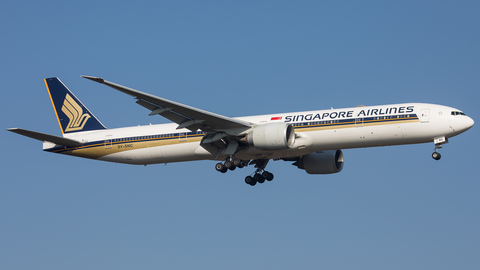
[237,160,246,168]
[245,176,256,186]
[254,173,265,184]
[262,171,274,181]
[224,160,236,171]
[432,152,441,160]
[215,163,227,173]
[233,158,241,167]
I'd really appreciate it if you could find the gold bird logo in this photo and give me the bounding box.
[61,94,91,132]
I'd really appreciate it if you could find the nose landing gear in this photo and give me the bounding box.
[432,137,448,160]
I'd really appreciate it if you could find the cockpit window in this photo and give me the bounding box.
[451,111,466,116]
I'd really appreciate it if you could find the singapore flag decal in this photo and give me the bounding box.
[270,116,282,120]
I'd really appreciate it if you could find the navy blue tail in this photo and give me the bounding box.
[45,77,106,134]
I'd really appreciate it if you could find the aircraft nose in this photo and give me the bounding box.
[465,116,474,130]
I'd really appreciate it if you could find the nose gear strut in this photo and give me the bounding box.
[432,137,448,160]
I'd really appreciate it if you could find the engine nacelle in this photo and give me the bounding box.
[294,150,344,174]
[246,122,295,150]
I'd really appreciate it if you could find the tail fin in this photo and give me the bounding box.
[45,77,106,134]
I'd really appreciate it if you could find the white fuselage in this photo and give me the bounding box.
[44,103,474,165]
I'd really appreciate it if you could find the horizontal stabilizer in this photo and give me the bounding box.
[7,128,83,147]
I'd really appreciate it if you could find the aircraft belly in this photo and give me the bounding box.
[98,148,152,164]
[152,143,207,163]
[304,122,437,150]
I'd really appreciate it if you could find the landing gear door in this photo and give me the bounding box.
[420,109,430,123]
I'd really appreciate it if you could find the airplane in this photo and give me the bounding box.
[7,77,474,186]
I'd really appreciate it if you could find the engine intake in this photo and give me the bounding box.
[294,150,344,174]
[246,122,295,150]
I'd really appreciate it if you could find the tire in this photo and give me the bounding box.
[263,171,274,181]
[233,158,241,167]
[245,176,256,186]
[432,152,441,160]
[254,173,265,184]
[225,160,236,170]
[215,163,226,172]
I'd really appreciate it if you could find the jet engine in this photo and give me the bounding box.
[294,150,344,174]
[245,122,295,150]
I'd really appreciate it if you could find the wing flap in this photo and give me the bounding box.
[136,99,189,124]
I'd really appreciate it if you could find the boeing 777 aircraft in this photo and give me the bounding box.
[8,77,474,186]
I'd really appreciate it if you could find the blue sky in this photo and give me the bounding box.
[1,1,479,269]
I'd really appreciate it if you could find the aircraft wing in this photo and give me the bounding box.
[7,128,83,147]
[82,76,252,132]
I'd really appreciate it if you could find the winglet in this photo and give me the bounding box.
[81,75,105,83]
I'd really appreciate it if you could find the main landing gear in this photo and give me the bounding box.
[244,170,274,186]
[215,157,274,186]
[215,156,246,173]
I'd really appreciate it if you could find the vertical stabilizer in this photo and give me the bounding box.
[45,77,106,134]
